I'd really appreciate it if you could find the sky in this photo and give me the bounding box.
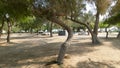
[85,1,116,21]
[85,2,105,21]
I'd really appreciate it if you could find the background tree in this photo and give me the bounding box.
[104,0,120,39]
[0,0,31,42]
[91,0,111,43]
[66,0,102,44]
[104,13,120,38]
[0,0,6,38]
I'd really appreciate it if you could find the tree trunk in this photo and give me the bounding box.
[93,11,100,35]
[30,28,33,34]
[77,27,80,32]
[105,24,110,39]
[117,31,120,39]
[50,22,53,37]
[48,16,73,64]
[7,20,11,43]
[46,23,49,32]
[36,28,39,35]
[105,29,109,39]
[70,19,100,44]
[0,17,5,38]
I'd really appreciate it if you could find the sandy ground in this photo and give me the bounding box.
[0,33,120,68]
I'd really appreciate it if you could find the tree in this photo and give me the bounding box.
[91,0,111,43]
[104,13,120,38]
[0,0,6,38]
[33,0,76,64]
[0,0,31,42]
[66,0,101,44]
[103,0,120,39]
[68,14,97,43]
[78,0,111,43]
[0,15,5,38]
[49,22,53,37]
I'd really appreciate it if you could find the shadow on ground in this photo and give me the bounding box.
[0,38,96,67]
[102,38,120,50]
[76,61,115,68]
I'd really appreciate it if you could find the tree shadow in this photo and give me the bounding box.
[0,40,58,67]
[0,39,98,67]
[110,39,120,49]
[66,42,97,55]
[102,38,120,50]
[76,61,115,68]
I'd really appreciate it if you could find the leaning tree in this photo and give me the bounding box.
[32,0,80,64]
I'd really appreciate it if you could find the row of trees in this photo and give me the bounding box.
[0,0,120,64]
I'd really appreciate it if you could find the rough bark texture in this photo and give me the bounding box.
[70,19,100,44]
[0,17,5,38]
[93,11,101,44]
[7,20,11,43]
[48,16,73,64]
[93,11,100,35]
[92,34,100,44]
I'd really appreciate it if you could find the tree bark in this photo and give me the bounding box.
[93,11,100,35]
[7,20,11,43]
[50,22,53,37]
[105,24,110,39]
[0,16,5,38]
[48,16,73,64]
[117,31,120,39]
[70,19,100,44]
[30,28,33,34]
[36,27,39,35]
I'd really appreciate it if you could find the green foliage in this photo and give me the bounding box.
[18,16,34,31]
[78,12,95,23]
[103,0,120,28]
[0,0,31,20]
[33,0,84,18]
[17,16,45,32]
[99,22,108,28]
[105,13,120,25]
[111,0,120,15]
[12,26,21,33]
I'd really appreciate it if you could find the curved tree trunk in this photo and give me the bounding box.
[48,16,73,64]
[70,19,100,44]
[0,17,5,38]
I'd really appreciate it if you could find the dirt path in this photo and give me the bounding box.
[0,33,120,68]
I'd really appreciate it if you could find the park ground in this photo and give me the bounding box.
[0,32,120,68]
